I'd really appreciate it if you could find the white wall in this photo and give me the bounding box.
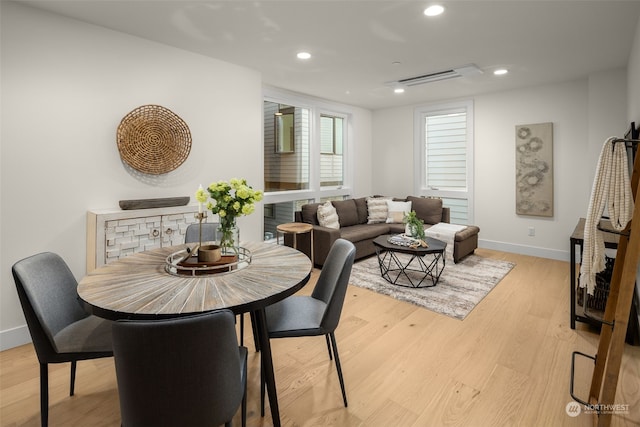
[349,106,374,199]
[0,3,265,349]
[373,70,628,261]
[371,106,414,196]
[588,69,629,186]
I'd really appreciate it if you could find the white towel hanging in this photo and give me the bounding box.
[579,137,634,295]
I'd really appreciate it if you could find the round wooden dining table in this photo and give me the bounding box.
[78,241,312,427]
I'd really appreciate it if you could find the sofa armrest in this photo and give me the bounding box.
[441,207,450,223]
[311,225,341,266]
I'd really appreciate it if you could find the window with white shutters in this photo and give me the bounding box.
[414,100,474,224]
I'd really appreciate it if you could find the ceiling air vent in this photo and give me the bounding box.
[392,64,482,87]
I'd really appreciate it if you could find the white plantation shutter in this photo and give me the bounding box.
[426,111,467,190]
[415,101,474,224]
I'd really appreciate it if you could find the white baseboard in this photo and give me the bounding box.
[0,324,31,351]
[479,239,569,262]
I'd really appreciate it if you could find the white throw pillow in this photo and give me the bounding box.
[367,197,391,224]
[386,200,412,224]
[317,201,340,229]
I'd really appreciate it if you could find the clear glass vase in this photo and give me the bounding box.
[217,221,239,255]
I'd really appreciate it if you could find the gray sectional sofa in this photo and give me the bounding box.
[293,196,480,266]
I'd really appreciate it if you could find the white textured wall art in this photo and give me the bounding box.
[515,122,553,217]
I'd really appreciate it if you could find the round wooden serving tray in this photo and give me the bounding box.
[165,247,251,276]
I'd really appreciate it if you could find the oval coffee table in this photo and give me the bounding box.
[372,234,446,288]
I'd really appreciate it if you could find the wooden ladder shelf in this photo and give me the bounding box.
[570,138,640,427]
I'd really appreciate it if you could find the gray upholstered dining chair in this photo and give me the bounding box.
[262,238,356,413]
[185,222,218,244]
[12,252,113,427]
[112,310,247,427]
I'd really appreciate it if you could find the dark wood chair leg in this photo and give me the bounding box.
[70,360,77,396]
[242,387,247,427]
[40,363,48,427]
[329,332,348,407]
[325,334,333,360]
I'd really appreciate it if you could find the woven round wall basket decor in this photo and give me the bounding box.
[117,104,192,175]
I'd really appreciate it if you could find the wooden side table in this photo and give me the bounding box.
[277,222,313,264]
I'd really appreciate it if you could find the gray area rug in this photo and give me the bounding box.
[349,254,515,320]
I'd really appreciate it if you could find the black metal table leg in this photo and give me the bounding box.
[376,247,444,288]
[254,308,281,427]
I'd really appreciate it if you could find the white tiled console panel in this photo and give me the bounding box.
[87,205,201,272]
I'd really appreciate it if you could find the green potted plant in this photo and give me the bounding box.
[403,210,425,239]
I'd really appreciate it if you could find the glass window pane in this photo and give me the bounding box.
[320,115,344,188]
[263,199,313,241]
[264,101,310,192]
[320,116,334,154]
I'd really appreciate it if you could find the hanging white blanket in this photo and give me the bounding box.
[579,137,634,295]
[425,222,467,263]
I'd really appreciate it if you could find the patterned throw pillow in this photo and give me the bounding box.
[367,197,391,224]
[386,200,412,223]
[317,201,340,229]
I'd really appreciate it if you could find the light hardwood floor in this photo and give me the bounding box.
[1,249,639,427]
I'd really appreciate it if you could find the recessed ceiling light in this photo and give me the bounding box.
[297,52,311,60]
[494,68,508,75]
[424,5,444,16]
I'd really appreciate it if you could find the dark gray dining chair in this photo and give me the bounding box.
[185,221,219,244]
[112,310,247,427]
[262,238,356,412]
[12,252,113,427]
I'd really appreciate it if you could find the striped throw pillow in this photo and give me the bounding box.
[367,197,391,224]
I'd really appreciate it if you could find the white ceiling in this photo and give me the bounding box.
[16,0,640,110]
